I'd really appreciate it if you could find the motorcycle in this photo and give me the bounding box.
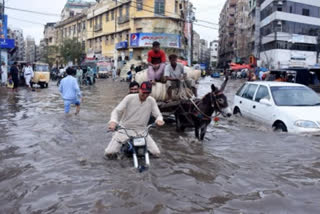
[111,123,155,171]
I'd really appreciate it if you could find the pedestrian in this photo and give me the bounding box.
[24,63,34,89]
[105,81,165,159]
[147,41,166,84]
[128,81,139,94]
[8,62,20,92]
[59,67,82,115]
[111,66,117,81]
[76,66,83,86]
[1,62,8,87]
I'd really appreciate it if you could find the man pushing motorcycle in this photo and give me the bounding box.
[105,81,165,159]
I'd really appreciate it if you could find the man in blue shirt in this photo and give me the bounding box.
[59,67,82,115]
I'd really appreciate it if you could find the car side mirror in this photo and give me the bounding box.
[260,98,272,106]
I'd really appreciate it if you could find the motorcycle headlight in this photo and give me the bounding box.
[294,120,319,129]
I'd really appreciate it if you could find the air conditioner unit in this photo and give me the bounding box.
[277,20,282,26]
[277,1,283,6]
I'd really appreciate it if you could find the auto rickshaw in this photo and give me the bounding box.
[31,62,50,88]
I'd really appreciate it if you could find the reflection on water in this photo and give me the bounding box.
[0,78,319,213]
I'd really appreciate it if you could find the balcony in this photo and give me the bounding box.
[94,24,102,32]
[118,16,129,24]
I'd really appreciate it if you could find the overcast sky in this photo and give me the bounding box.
[5,0,225,45]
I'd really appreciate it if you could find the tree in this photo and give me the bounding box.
[60,38,84,65]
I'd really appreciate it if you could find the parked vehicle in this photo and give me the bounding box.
[233,81,320,133]
[265,68,320,92]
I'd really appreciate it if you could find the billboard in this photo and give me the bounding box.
[130,33,181,48]
[0,15,8,39]
[0,38,15,49]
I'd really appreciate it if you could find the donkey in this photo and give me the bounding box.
[175,76,231,140]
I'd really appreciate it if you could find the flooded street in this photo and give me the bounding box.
[1,77,320,214]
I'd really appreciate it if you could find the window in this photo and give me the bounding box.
[90,19,92,27]
[119,6,123,18]
[302,8,310,16]
[255,85,270,102]
[111,10,114,20]
[155,0,165,15]
[242,84,258,100]
[236,83,248,96]
[106,11,109,22]
[105,35,109,45]
[137,0,143,11]
[136,28,142,33]
[126,4,130,17]
[83,21,86,30]
[175,0,178,13]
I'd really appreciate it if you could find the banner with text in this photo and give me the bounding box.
[0,15,8,39]
[130,33,181,48]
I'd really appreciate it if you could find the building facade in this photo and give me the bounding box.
[86,0,187,65]
[7,28,25,62]
[55,13,87,65]
[218,0,238,68]
[199,39,210,67]
[259,0,320,68]
[234,0,251,63]
[209,40,219,68]
[192,31,200,63]
[25,36,36,63]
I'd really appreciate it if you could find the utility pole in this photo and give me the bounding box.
[186,0,192,66]
[0,0,4,68]
[317,29,320,64]
[113,0,118,70]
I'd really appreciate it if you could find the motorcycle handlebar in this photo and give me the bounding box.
[110,123,156,138]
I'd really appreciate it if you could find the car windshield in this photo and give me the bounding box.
[35,65,49,72]
[271,86,320,106]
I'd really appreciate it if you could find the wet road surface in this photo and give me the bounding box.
[0,77,320,213]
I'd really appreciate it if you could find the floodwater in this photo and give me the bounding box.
[0,77,320,214]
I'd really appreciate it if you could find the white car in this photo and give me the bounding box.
[233,81,320,133]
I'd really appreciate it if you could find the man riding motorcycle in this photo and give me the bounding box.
[105,81,165,159]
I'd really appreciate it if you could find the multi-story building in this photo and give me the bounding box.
[43,23,57,66]
[55,13,87,65]
[218,0,238,68]
[25,36,36,63]
[192,31,200,63]
[35,45,41,62]
[39,39,47,62]
[259,0,320,68]
[61,0,95,21]
[199,39,210,66]
[7,28,25,62]
[234,0,251,63]
[86,0,187,65]
[209,40,219,68]
[248,0,261,59]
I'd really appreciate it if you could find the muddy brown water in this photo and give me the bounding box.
[0,77,319,213]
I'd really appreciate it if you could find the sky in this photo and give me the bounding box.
[5,0,225,45]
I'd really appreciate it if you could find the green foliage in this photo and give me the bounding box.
[60,38,84,64]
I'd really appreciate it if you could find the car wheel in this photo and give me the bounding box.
[233,107,242,115]
[273,122,287,132]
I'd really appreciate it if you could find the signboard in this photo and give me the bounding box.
[116,41,128,50]
[0,38,15,49]
[130,33,181,48]
[0,15,8,39]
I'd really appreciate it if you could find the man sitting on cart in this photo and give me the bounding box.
[164,54,196,101]
[147,41,166,84]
